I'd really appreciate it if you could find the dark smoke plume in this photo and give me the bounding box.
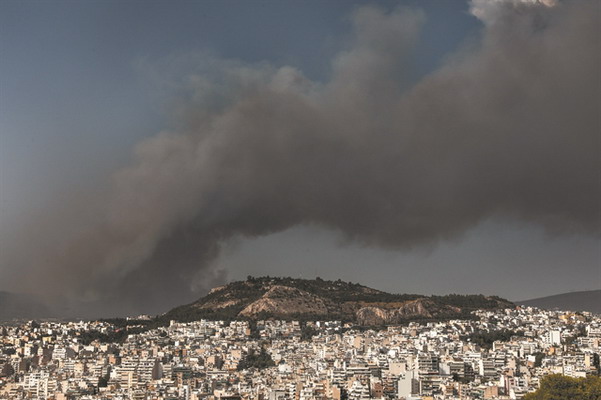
[2,0,599,316]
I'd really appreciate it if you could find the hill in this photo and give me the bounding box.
[518,290,601,314]
[161,277,513,325]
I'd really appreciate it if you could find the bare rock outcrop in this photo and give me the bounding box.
[355,299,436,325]
[355,306,390,325]
[239,285,329,317]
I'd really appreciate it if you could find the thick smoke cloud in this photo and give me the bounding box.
[2,0,599,316]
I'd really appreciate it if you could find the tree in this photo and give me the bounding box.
[0,363,15,378]
[237,348,275,370]
[301,324,318,341]
[98,374,109,388]
[465,329,521,350]
[523,374,601,400]
[533,352,545,368]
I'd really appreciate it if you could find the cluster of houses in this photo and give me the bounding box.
[0,306,599,399]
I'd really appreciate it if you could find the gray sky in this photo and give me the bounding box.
[1,0,599,317]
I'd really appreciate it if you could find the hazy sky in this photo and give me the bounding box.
[1,0,599,316]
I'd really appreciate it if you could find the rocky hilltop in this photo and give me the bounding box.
[163,277,513,325]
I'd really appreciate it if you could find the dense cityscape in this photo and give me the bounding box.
[2,0,600,399]
[1,306,599,399]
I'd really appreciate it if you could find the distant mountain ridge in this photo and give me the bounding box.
[163,277,514,325]
[518,290,601,314]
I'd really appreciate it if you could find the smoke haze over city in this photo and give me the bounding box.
[1,0,599,317]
